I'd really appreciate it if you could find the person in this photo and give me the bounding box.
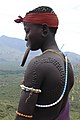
[14,6,74,120]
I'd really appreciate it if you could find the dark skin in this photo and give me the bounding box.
[15,23,74,120]
[24,23,59,51]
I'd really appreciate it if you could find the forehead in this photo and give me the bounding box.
[23,22,42,29]
[23,23,37,32]
[23,22,33,28]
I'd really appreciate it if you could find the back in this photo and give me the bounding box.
[33,51,74,120]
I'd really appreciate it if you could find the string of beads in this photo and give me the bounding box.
[36,50,68,107]
[20,84,41,93]
[42,49,67,62]
[16,111,32,118]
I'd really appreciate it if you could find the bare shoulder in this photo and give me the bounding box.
[26,52,65,74]
[24,56,45,88]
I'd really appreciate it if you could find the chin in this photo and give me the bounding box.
[30,47,39,51]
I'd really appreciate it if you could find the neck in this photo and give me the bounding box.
[41,37,59,52]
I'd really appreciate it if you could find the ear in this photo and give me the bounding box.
[41,24,49,37]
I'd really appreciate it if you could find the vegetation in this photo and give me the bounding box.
[0,64,80,120]
[0,70,24,120]
[69,64,80,120]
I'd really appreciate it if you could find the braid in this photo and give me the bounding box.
[26,6,55,15]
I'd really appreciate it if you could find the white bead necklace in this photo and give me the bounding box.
[36,50,68,108]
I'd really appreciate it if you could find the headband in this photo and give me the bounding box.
[14,13,59,27]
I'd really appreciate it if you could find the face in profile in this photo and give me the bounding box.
[24,23,44,51]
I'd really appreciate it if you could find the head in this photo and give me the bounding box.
[15,6,59,51]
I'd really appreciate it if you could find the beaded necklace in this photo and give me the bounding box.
[42,49,65,61]
[36,49,68,107]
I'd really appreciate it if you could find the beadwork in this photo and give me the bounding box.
[42,49,68,62]
[16,111,32,118]
[36,50,68,108]
[20,84,41,93]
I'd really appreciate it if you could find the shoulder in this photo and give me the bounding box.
[24,52,66,80]
[26,56,43,71]
[28,54,65,80]
[24,56,45,88]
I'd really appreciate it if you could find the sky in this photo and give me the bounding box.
[0,0,80,54]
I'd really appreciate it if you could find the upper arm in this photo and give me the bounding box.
[15,58,43,120]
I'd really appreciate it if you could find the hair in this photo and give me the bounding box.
[26,6,58,35]
[26,6,54,14]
